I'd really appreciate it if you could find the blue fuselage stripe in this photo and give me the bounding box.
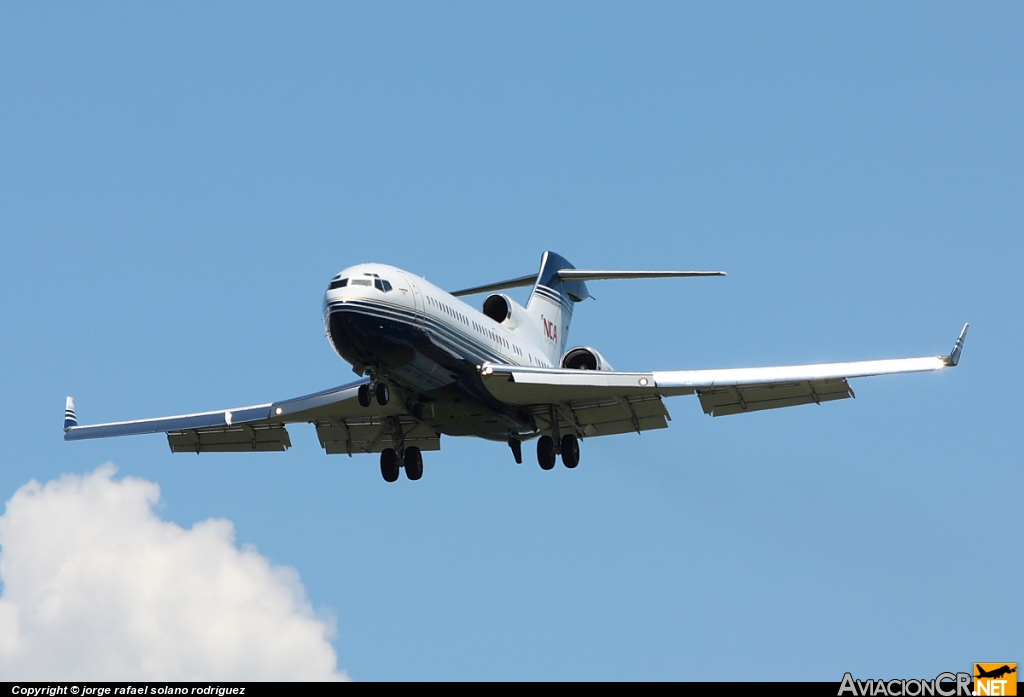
[532,285,574,314]
[326,300,514,367]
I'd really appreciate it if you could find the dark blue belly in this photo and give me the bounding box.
[326,302,536,439]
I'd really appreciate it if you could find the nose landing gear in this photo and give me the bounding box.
[358,379,391,408]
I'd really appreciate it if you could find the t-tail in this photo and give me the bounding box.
[524,251,590,364]
[450,250,726,366]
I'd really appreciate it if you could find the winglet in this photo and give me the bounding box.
[64,397,77,431]
[946,323,969,366]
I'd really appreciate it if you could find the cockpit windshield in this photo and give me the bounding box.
[328,273,392,292]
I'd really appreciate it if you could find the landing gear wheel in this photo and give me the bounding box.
[537,436,556,470]
[380,448,400,482]
[560,434,580,469]
[376,382,390,406]
[404,446,423,481]
[358,384,372,408]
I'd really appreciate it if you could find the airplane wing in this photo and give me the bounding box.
[479,324,968,434]
[63,379,441,455]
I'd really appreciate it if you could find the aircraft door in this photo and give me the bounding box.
[397,271,425,324]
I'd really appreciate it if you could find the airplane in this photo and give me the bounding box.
[64,251,969,483]
[975,665,1016,680]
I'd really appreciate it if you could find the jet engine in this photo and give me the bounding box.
[482,293,531,330]
[560,346,614,371]
[483,293,512,323]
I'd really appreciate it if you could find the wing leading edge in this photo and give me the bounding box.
[480,324,968,420]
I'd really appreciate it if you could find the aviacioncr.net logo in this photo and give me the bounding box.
[974,664,1017,696]
[839,672,973,697]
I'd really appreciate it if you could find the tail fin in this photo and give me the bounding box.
[524,252,590,364]
[64,397,77,431]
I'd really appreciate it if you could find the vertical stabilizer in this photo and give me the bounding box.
[524,251,590,364]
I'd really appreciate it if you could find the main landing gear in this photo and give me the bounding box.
[536,434,580,470]
[358,381,390,407]
[380,448,399,482]
[560,434,580,468]
[380,446,422,483]
[404,446,423,480]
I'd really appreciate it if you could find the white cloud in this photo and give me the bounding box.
[0,465,348,681]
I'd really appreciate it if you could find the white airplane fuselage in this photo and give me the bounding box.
[323,263,556,441]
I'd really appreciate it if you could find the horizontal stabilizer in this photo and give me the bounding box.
[451,274,537,297]
[557,270,726,281]
[451,269,725,297]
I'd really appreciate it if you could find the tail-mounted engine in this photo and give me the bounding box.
[483,293,512,323]
[482,293,534,332]
[560,346,614,371]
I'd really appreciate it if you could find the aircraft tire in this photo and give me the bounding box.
[376,382,390,406]
[380,448,400,482]
[358,384,372,408]
[560,434,579,469]
[537,436,556,470]
[404,446,423,480]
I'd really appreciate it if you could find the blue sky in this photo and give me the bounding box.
[0,2,1020,680]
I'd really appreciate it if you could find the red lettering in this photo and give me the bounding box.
[542,318,558,342]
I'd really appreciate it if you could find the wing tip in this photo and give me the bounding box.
[64,396,77,432]
[945,323,969,367]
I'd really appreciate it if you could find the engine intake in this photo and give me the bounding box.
[483,294,512,323]
[560,346,613,371]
